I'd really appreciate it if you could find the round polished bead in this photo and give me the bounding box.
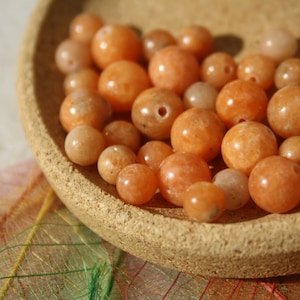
[91,24,142,70]
[142,29,176,61]
[158,152,211,207]
[55,39,93,74]
[131,87,184,140]
[259,27,298,64]
[212,168,250,210]
[59,89,112,132]
[148,45,200,95]
[274,58,300,89]
[116,163,158,205]
[249,155,300,213]
[279,135,300,164]
[267,85,300,138]
[170,107,226,161]
[221,121,278,175]
[65,125,106,166]
[216,79,268,128]
[200,52,237,90]
[183,81,218,111]
[98,60,151,112]
[97,145,137,185]
[183,181,225,223]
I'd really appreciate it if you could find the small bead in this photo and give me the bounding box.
[59,89,112,132]
[64,125,106,166]
[131,87,184,140]
[279,136,300,164]
[148,45,200,95]
[98,60,151,112]
[274,58,300,89]
[142,29,177,61]
[200,52,237,90]
[215,79,268,128]
[248,155,300,213]
[137,140,173,173]
[170,107,225,161]
[116,163,158,205]
[259,27,298,64]
[183,181,225,223]
[63,68,99,95]
[212,168,250,210]
[55,38,92,74]
[183,81,218,111]
[177,25,214,61]
[158,152,211,207]
[69,12,104,43]
[91,24,142,69]
[267,85,300,138]
[102,120,141,152]
[97,145,137,185]
[237,54,276,90]
[221,121,278,175]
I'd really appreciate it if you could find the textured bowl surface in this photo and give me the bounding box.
[17,0,300,278]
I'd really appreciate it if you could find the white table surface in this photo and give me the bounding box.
[0,0,37,169]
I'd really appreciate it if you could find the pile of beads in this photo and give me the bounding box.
[55,12,300,223]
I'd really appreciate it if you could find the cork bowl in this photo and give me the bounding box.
[17,0,300,278]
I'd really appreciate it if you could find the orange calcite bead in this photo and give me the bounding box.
[249,155,300,213]
[59,89,111,132]
[148,45,200,95]
[116,163,158,205]
[158,152,211,207]
[183,181,225,223]
[131,87,184,140]
[170,107,226,161]
[221,121,278,175]
[98,60,151,112]
[279,136,300,164]
[267,85,300,138]
[274,58,300,89]
[216,79,269,128]
[91,24,142,70]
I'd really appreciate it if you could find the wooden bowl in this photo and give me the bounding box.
[17,0,300,278]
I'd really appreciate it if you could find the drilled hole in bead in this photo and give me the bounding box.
[249,76,257,83]
[158,106,168,117]
[293,164,300,175]
[224,65,232,74]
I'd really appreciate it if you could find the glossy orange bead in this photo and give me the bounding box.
[237,54,276,90]
[267,85,300,138]
[142,29,177,61]
[249,155,300,213]
[116,163,158,205]
[102,120,141,152]
[170,107,226,161]
[97,145,137,185]
[131,87,185,140]
[177,25,214,61]
[221,121,278,175]
[91,24,142,69]
[63,68,99,95]
[148,45,200,95]
[183,181,225,223]
[279,136,300,164]
[259,27,298,64]
[98,60,151,112]
[274,58,300,89]
[158,152,211,207]
[59,89,112,132]
[200,51,237,90]
[55,38,93,74]
[216,79,269,128]
[69,12,104,43]
[137,140,173,173]
[64,125,106,166]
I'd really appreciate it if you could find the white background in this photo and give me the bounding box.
[0,1,38,169]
